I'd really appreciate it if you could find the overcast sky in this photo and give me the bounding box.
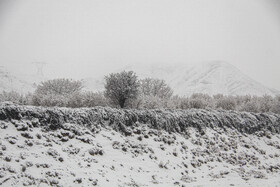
[0,0,280,90]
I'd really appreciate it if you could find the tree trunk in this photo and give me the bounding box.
[119,99,125,108]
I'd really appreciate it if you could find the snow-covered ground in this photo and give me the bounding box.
[0,103,280,186]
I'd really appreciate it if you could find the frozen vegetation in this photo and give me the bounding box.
[1,103,280,186]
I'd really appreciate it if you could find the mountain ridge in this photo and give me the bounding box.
[123,61,279,96]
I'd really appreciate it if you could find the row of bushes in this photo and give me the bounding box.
[0,91,107,108]
[1,102,279,134]
[0,90,279,114]
[148,93,280,114]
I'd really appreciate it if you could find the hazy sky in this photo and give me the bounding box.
[0,0,280,90]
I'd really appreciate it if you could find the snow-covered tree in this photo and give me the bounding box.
[32,78,83,107]
[104,71,139,108]
[139,78,173,99]
[34,79,83,96]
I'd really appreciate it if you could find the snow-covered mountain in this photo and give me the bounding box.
[170,61,279,96]
[122,61,279,96]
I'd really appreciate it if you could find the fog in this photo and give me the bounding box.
[0,0,280,90]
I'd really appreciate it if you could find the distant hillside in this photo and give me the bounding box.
[0,67,36,93]
[122,61,280,96]
[169,61,279,96]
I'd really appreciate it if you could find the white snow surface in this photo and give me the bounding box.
[0,104,280,186]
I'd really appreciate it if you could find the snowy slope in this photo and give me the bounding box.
[1,104,280,186]
[168,61,279,96]
[122,61,280,96]
[0,67,36,93]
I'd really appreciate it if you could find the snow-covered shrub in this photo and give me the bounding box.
[271,96,280,114]
[213,94,224,100]
[176,97,190,109]
[235,95,252,106]
[189,93,214,109]
[138,95,165,109]
[67,92,83,108]
[215,96,236,110]
[80,91,108,107]
[188,98,207,109]
[0,91,32,105]
[164,94,278,114]
[187,94,212,109]
[239,98,259,113]
[258,95,274,113]
[32,93,68,107]
[126,95,166,109]
[67,91,109,108]
[1,103,280,135]
[166,95,183,109]
[32,79,83,107]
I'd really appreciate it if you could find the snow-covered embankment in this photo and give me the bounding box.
[0,103,280,186]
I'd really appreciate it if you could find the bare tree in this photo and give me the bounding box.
[140,78,173,99]
[35,79,83,95]
[104,71,139,108]
[33,78,83,106]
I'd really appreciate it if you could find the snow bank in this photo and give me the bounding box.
[1,102,280,186]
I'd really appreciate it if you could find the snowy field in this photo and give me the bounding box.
[0,103,280,186]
